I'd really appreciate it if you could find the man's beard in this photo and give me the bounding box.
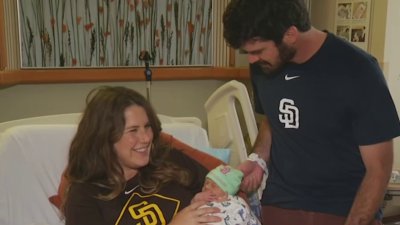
[258,43,296,75]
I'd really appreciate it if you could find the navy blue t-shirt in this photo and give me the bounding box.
[251,32,400,217]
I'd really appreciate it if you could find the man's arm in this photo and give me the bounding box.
[345,140,394,225]
[238,116,272,192]
[253,116,272,163]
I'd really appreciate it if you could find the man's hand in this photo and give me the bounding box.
[238,160,264,193]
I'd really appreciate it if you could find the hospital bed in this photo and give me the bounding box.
[0,80,258,225]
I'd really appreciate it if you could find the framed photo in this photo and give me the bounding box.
[17,0,213,68]
[334,0,372,51]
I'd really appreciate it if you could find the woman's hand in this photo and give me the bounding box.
[191,190,217,204]
[169,200,221,225]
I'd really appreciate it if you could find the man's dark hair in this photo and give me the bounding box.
[223,0,311,48]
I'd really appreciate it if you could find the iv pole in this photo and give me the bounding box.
[139,51,152,102]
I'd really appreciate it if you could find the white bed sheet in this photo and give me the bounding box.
[0,125,74,225]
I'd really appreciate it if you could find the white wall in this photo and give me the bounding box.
[0,80,227,126]
[384,0,400,168]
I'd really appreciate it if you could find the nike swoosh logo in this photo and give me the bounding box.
[285,74,300,80]
[125,185,139,195]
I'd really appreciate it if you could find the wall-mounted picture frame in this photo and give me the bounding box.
[17,0,213,68]
[334,0,372,51]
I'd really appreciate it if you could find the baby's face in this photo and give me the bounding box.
[203,178,227,198]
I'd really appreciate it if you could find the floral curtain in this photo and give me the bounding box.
[18,0,213,68]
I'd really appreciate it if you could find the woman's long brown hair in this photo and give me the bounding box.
[64,86,191,202]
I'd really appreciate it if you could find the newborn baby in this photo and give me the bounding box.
[192,165,261,225]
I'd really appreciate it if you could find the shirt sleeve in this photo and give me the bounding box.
[351,57,400,145]
[250,63,264,114]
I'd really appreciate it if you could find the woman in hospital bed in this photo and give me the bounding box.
[63,86,221,225]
